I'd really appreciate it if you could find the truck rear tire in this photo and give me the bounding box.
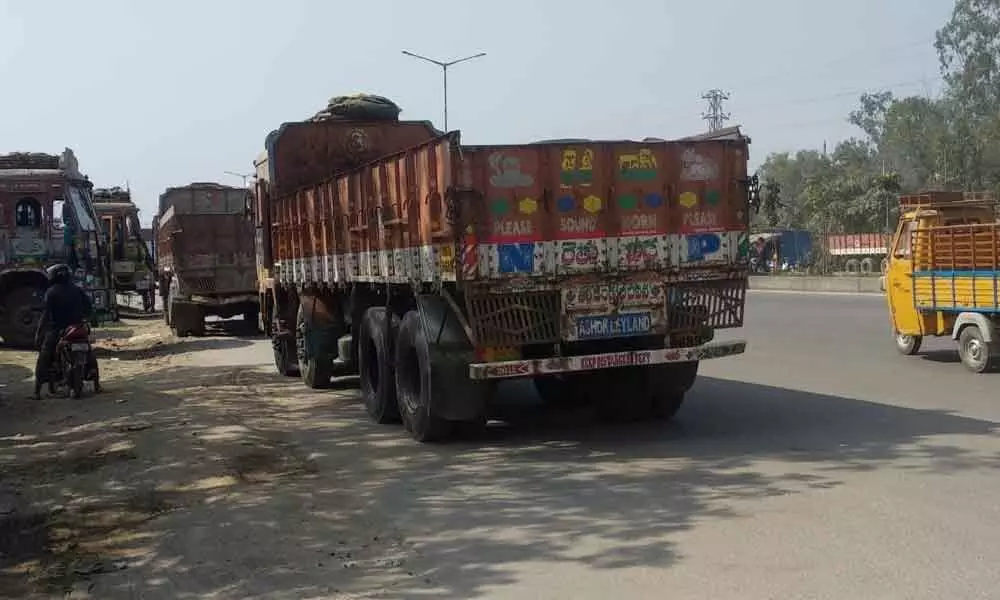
[958,325,996,373]
[273,334,300,377]
[1,286,45,348]
[243,307,261,334]
[189,308,206,337]
[645,361,698,420]
[395,310,452,442]
[171,303,204,337]
[594,361,698,422]
[533,375,586,408]
[593,368,652,422]
[296,304,332,389]
[359,307,401,424]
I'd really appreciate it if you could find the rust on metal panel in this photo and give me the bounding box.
[267,120,438,195]
[271,134,458,273]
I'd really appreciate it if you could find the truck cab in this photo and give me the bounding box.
[886,191,1000,372]
[0,149,116,347]
[93,187,156,309]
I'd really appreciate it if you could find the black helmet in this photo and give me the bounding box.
[45,263,71,283]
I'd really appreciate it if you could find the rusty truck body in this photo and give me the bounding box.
[253,118,752,442]
[156,183,258,337]
[0,149,116,347]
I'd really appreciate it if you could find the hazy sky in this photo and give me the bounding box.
[1,0,953,225]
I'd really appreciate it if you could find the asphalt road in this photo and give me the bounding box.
[107,291,1000,599]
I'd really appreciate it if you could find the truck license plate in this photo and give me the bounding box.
[575,313,652,339]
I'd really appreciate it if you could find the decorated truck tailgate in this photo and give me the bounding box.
[456,139,750,280]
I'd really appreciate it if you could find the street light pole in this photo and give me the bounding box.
[401,50,486,131]
[224,170,252,189]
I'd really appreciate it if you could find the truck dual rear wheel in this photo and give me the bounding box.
[533,375,585,408]
[171,305,205,337]
[273,333,299,377]
[243,307,261,334]
[1,286,44,348]
[296,304,333,389]
[359,307,401,424]
[394,310,452,442]
[594,361,698,422]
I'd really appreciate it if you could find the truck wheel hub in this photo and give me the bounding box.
[967,338,983,361]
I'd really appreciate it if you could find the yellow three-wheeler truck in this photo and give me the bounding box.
[886,191,1000,373]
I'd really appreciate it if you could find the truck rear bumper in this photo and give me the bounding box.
[468,339,747,380]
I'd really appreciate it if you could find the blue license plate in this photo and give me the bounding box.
[575,313,653,339]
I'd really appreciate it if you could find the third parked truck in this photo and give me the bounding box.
[251,110,754,442]
[157,182,258,337]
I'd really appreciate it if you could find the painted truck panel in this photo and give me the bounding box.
[270,134,751,285]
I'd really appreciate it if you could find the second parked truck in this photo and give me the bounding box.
[252,114,753,442]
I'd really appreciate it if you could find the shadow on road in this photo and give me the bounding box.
[94,336,254,361]
[0,364,32,398]
[1,366,997,598]
[116,308,162,321]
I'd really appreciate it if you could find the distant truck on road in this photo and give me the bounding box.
[0,149,115,347]
[92,186,156,311]
[887,191,1000,372]
[156,182,258,337]
[250,102,754,442]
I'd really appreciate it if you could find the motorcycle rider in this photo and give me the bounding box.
[33,264,93,399]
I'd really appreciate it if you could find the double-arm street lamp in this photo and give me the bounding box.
[401,50,486,131]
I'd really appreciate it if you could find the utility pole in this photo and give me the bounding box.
[402,50,487,131]
[701,89,731,132]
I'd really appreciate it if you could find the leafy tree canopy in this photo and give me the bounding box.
[754,0,1000,234]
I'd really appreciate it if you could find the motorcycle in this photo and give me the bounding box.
[49,323,101,398]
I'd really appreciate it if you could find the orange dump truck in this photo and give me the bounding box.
[252,119,754,442]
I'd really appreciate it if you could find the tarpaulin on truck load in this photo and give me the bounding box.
[309,93,402,122]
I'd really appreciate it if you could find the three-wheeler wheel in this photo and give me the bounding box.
[893,331,922,355]
[957,324,996,374]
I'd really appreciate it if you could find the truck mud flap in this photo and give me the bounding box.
[428,348,492,421]
[468,339,747,381]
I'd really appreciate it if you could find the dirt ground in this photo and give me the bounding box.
[0,313,423,599]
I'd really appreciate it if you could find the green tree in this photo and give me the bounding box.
[751,0,1000,232]
[761,179,783,228]
[935,0,1000,190]
[936,0,1000,117]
